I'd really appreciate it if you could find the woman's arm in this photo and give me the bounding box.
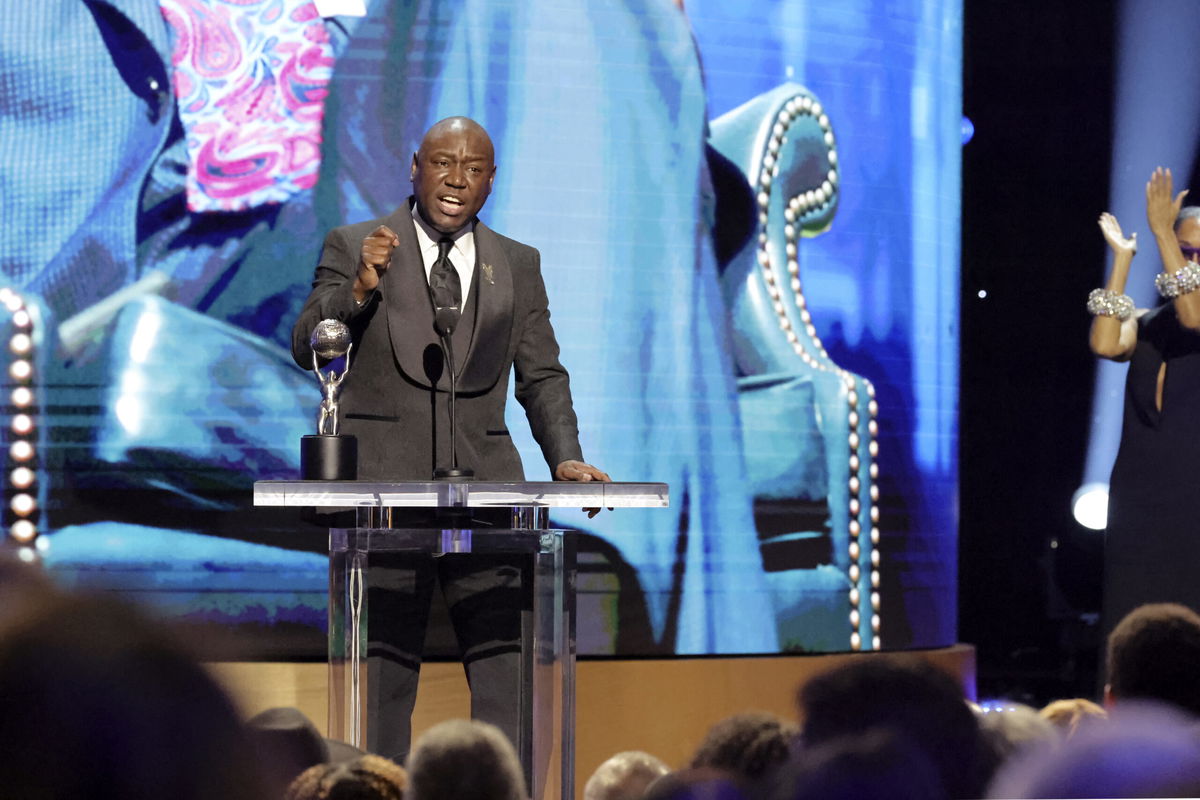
[1146,167,1200,330]
[1089,212,1139,361]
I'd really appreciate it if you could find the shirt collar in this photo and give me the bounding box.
[410,202,474,257]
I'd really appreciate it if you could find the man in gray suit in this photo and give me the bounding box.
[291,116,609,759]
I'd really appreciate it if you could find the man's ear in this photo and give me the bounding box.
[410,152,419,180]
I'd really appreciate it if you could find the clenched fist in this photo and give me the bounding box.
[354,225,400,301]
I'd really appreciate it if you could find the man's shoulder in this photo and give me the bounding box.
[476,221,538,262]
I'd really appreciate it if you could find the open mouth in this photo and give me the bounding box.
[438,195,465,214]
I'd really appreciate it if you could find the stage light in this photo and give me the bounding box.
[16,546,35,563]
[9,360,31,381]
[978,289,987,299]
[11,414,33,435]
[1072,482,1109,531]
[9,333,31,355]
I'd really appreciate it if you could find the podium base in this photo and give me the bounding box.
[301,435,357,480]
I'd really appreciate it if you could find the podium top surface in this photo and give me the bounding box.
[253,480,669,508]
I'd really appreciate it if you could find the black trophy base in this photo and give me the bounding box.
[433,466,475,481]
[301,434,358,481]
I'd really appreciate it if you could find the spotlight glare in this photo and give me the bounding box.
[1072,483,1109,531]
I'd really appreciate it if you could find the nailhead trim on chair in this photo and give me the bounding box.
[1,288,40,559]
[753,93,881,651]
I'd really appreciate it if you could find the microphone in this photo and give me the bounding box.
[433,306,459,337]
[433,306,473,480]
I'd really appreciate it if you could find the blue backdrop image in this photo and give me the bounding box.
[0,0,960,656]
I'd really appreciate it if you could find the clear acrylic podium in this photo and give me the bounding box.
[253,480,668,800]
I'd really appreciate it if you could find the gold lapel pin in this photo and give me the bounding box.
[482,263,494,285]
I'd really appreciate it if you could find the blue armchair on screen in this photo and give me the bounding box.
[709,83,881,652]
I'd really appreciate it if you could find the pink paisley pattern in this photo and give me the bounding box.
[159,0,334,212]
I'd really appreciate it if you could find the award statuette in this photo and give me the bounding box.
[300,319,358,480]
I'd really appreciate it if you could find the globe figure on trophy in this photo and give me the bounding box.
[301,319,359,480]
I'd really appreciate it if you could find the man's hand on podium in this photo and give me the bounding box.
[554,459,612,518]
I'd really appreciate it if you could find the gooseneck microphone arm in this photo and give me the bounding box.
[442,329,459,471]
[433,307,473,480]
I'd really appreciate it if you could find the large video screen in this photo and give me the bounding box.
[1,0,960,656]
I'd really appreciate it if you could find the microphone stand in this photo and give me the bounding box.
[434,307,473,481]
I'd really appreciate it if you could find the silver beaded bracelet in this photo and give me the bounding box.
[1087,288,1134,321]
[1155,260,1200,299]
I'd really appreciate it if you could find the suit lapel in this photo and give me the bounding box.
[382,204,440,388]
[459,221,514,393]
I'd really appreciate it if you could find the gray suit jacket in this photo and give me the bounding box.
[291,201,583,480]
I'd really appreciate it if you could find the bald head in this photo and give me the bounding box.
[420,117,494,160]
[411,117,496,235]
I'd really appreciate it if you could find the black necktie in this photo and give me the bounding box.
[429,237,462,316]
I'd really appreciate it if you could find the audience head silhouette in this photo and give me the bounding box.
[988,702,1200,798]
[689,711,797,783]
[797,657,986,799]
[0,579,266,799]
[406,719,525,800]
[286,754,408,800]
[1106,602,1200,715]
[585,751,671,800]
